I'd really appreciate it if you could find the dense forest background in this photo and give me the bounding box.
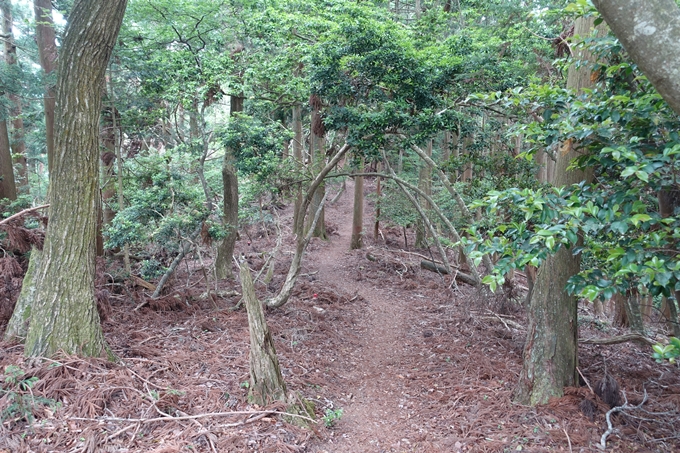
[0,0,679,451]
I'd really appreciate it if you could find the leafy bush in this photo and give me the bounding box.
[652,337,680,365]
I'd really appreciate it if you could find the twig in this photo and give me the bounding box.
[0,204,49,225]
[577,367,595,396]
[563,427,573,453]
[105,423,137,441]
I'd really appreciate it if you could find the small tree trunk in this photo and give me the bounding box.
[239,261,288,406]
[215,95,242,280]
[292,104,304,229]
[661,295,680,337]
[0,119,17,200]
[374,163,381,241]
[415,140,432,248]
[350,159,364,250]
[308,96,326,239]
[2,2,28,193]
[33,0,57,172]
[613,293,628,327]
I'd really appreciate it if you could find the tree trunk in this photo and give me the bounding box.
[240,261,288,406]
[5,0,128,358]
[592,0,680,116]
[415,140,432,248]
[292,103,304,229]
[307,95,326,239]
[374,163,381,241]
[515,16,598,405]
[0,119,17,200]
[33,0,58,172]
[350,159,364,250]
[2,1,28,193]
[99,104,118,257]
[215,95,242,280]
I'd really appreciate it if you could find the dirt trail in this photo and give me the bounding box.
[309,179,438,453]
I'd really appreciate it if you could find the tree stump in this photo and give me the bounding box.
[239,261,287,406]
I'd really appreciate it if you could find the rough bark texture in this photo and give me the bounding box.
[240,262,288,406]
[308,98,326,239]
[350,161,364,250]
[373,167,381,241]
[215,95,242,280]
[592,0,680,116]
[291,104,305,231]
[0,119,17,200]
[415,140,432,248]
[2,1,27,192]
[33,0,57,172]
[5,0,128,358]
[515,17,597,406]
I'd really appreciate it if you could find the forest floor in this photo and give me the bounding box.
[1,177,680,453]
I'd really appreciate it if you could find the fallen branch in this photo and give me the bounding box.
[132,276,156,292]
[580,333,655,346]
[0,204,49,225]
[601,390,648,449]
[420,260,478,286]
[400,249,443,264]
[70,409,317,425]
[479,314,524,330]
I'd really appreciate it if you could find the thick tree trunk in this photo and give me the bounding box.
[34,0,57,172]
[592,0,680,116]
[2,2,27,193]
[215,95,242,280]
[0,119,17,200]
[515,17,597,405]
[240,261,288,406]
[5,0,128,358]
[350,160,364,250]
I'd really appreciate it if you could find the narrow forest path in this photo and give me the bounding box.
[307,178,447,453]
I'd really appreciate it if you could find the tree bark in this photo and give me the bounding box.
[374,163,381,241]
[2,1,27,193]
[308,96,326,239]
[240,261,288,406]
[5,0,128,358]
[592,0,680,116]
[415,140,432,248]
[350,159,364,250]
[0,119,17,200]
[515,16,598,405]
[215,95,242,280]
[292,103,304,230]
[33,0,58,172]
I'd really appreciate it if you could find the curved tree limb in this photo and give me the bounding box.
[402,138,494,274]
[265,143,351,308]
[336,170,481,285]
[382,152,452,274]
